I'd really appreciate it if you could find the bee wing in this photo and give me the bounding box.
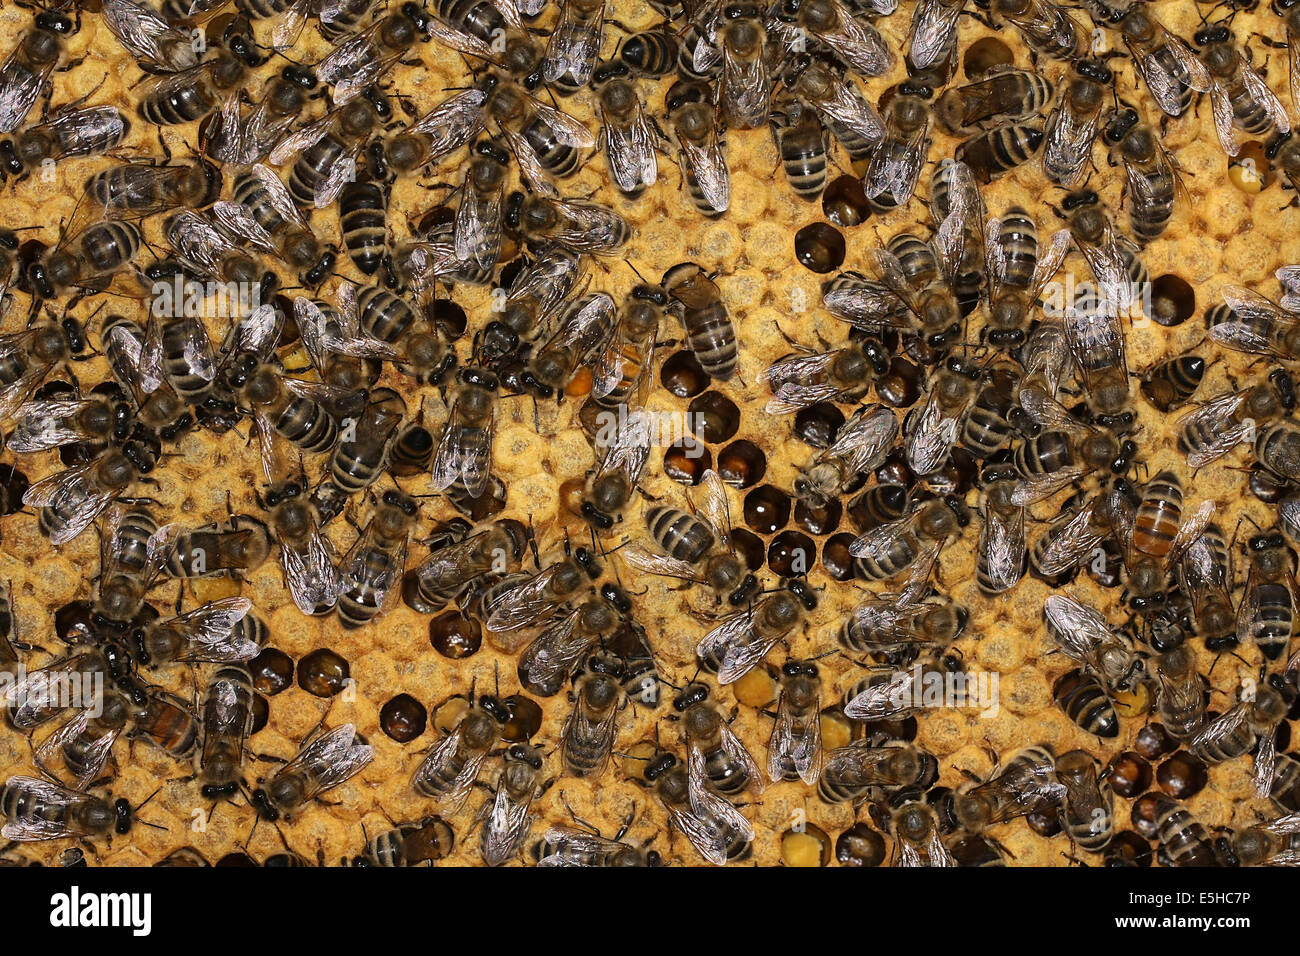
[908,0,964,69]
[165,210,233,276]
[41,106,130,159]
[1255,725,1279,799]
[597,408,651,483]
[722,49,770,128]
[1017,383,1079,432]
[1043,100,1100,188]
[21,465,115,545]
[1168,500,1215,566]
[617,544,699,582]
[168,597,257,662]
[520,607,592,690]
[905,387,963,477]
[531,100,597,148]
[829,404,898,475]
[603,102,658,194]
[1290,25,1300,120]
[849,515,910,560]
[561,699,618,780]
[1044,593,1111,667]
[1209,82,1244,157]
[815,79,886,153]
[984,217,1007,297]
[415,728,486,812]
[844,670,915,720]
[340,524,406,617]
[211,201,279,256]
[36,710,121,790]
[0,47,51,133]
[695,468,732,552]
[768,689,822,785]
[678,132,731,213]
[485,565,566,632]
[1243,61,1291,135]
[718,721,765,794]
[1218,287,1298,353]
[268,110,334,165]
[685,746,753,864]
[865,124,928,204]
[278,524,340,615]
[543,0,605,86]
[0,776,87,841]
[1010,465,1088,507]
[822,6,893,76]
[1191,705,1249,756]
[317,27,381,96]
[455,184,503,269]
[273,723,372,802]
[696,608,753,665]
[482,782,536,866]
[1036,502,1107,576]
[1178,390,1250,468]
[537,826,623,866]
[546,293,617,356]
[101,0,200,72]
[269,0,313,51]
[979,502,1025,593]
[1030,229,1072,300]
[9,399,96,452]
[407,88,488,154]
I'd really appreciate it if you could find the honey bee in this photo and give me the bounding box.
[695,4,770,130]
[794,403,898,508]
[24,440,158,546]
[561,662,624,778]
[783,56,886,170]
[196,665,255,800]
[663,262,736,381]
[1150,794,1219,866]
[665,78,729,217]
[1207,284,1300,361]
[1231,811,1300,865]
[34,697,128,791]
[1054,666,1119,737]
[976,459,1027,595]
[203,65,318,167]
[850,493,968,582]
[483,246,586,355]
[528,292,619,395]
[1,102,130,181]
[955,118,1045,184]
[907,0,965,72]
[1,775,131,843]
[136,41,257,128]
[410,521,520,613]
[314,3,433,105]
[269,93,385,209]
[761,337,885,415]
[618,468,756,605]
[935,67,1055,134]
[1116,5,1210,118]
[519,596,621,697]
[480,547,595,637]
[769,89,831,201]
[432,367,498,502]
[508,192,630,256]
[1195,24,1291,158]
[579,406,652,530]
[1031,478,1138,579]
[536,818,661,867]
[411,693,508,810]
[100,0,202,72]
[250,722,373,821]
[1042,59,1112,188]
[1151,645,1207,741]
[1102,108,1183,246]
[767,659,823,784]
[377,87,489,176]
[1178,521,1237,651]
[672,680,763,796]
[361,816,455,867]
[892,801,954,867]
[904,355,983,477]
[1178,372,1295,469]
[479,743,546,866]
[696,580,816,684]
[1056,749,1113,852]
[317,390,409,520]
[591,61,660,198]
[337,490,418,630]
[129,687,200,761]
[1011,385,1136,505]
[213,164,335,285]
[817,742,932,803]
[769,0,894,78]
[28,220,142,301]
[643,749,753,865]
[864,79,933,210]
[164,514,273,580]
[0,10,79,134]
[543,0,605,91]
[989,0,1089,63]
[1043,592,1144,692]
[1123,470,1215,621]
[133,595,257,666]
[426,0,533,66]
[953,744,1065,831]
[260,478,340,616]
[1238,530,1299,661]
[618,24,679,78]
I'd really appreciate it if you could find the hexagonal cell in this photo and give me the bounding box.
[822,176,870,228]
[1149,274,1196,327]
[794,497,841,535]
[744,484,791,535]
[430,609,482,659]
[716,440,767,488]
[661,350,710,398]
[688,391,741,444]
[768,529,816,576]
[793,403,845,449]
[794,222,846,274]
[380,693,427,742]
[1228,141,1272,194]
[664,438,713,484]
[731,528,767,571]
[249,648,294,696]
[297,648,351,698]
[821,533,858,581]
[963,37,1014,79]
[875,356,922,408]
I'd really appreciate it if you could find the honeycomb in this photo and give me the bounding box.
[0,0,1297,867]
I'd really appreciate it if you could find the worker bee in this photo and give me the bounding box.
[1123,470,1215,619]
[1054,666,1119,737]
[560,662,624,778]
[250,722,373,821]
[508,192,630,256]
[1178,372,1295,469]
[1,102,130,181]
[0,317,91,421]
[24,440,158,547]
[1150,794,1218,866]
[817,742,933,803]
[519,596,621,697]
[591,283,669,409]
[794,403,898,508]
[1116,5,1210,118]
[128,686,200,762]
[955,118,1045,184]
[1191,683,1288,796]
[1152,645,1207,740]
[769,0,894,78]
[543,0,604,91]
[425,0,533,66]
[480,546,595,637]
[136,41,257,128]
[432,367,498,502]
[536,818,661,867]
[259,478,340,616]
[1231,811,1300,865]
[768,659,823,784]
[619,468,756,606]
[1178,521,1237,651]
[672,680,763,796]
[618,24,678,78]
[314,3,433,105]
[839,567,967,661]
[665,78,729,217]
[195,665,255,800]
[953,744,1066,831]
[695,4,770,130]
[1237,530,1299,661]
[100,0,201,73]
[360,816,455,867]
[892,801,955,867]
[0,775,131,843]
[864,79,933,210]
[907,0,964,71]
[203,65,318,167]
[408,520,520,614]
[1042,59,1112,188]
[269,92,385,209]
[783,55,886,169]
[1140,355,1205,412]
[1056,749,1113,852]
[935,68,1055,134]
[0,10,79,134]
[315,390,408,522]
[1208,284,1300,361]
[34,697,128,791]
[850,493,969,582]
[162,209,274,294]
[579,406,652,530]
[164,514,273,580]
[479,743,546,867]
[28,220,142,301]
[1011,385,1137,505]
[1102,108,1182,246]
[663,262,736,381]
[989,0,1089,63]
[591,61,659,198]
[1043,592,1144,692]
[6,386,131,457]
[976,459,1027,595]
[904,355,982,477]
[213,164,335,285]
[696,580,816,684]
[528,292,619,395]
[1196,24,1291,158]
[132,594,257,666]
[769,89,831,201]
[1031,479,1138,579]
[411,693,508,809]
[482,246,586,355]
[336,490,418,630]
[854,232,964,349]
[643,749,753,865]
[761,336,884,415]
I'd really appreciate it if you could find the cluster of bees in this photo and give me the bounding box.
[0,0,1298,868]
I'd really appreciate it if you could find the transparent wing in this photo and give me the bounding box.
[278,526,340,615]
[979,503,1025,593]
[271,723,372,802]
